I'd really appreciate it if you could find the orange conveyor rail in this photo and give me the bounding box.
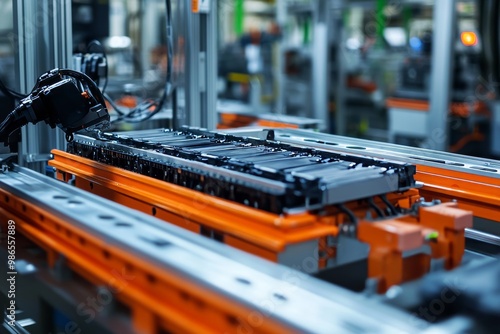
[0,164,424,334]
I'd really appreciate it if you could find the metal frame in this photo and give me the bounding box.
[183,2,217,130]
[13,0,71,172]
[312,0,331,131]
[427,0,457,151]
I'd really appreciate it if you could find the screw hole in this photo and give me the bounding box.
[226,315,239,326]
[115,222,132,228]
[180,291,190,301]
[4,195,9,202]
[98,215,115,220]
[139,236,171,247]
[53,195,68,199]
[273,293,287,301]
[146,274,156,284]
[152,207,157,216]
[235,277,251,285]
[22,204,26,212]
[90,182,94,190]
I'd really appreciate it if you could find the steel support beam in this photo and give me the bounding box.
[183,2,217,130]
[427,0,456,151]
[312,0,330,131]
[274,0,286,115]
[334,0,346,135]
[13,0,71,172]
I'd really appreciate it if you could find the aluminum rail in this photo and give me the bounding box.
[0,164,441,334]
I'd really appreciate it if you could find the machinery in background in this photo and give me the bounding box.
[218,27,280,114]
[387,27,492,157]
[217,100,322,130]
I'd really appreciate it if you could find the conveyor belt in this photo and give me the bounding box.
[67,128,417,214]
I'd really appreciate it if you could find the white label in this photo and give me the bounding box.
[199,0,210,13]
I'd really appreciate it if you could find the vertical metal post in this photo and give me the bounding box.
[312,0,330,131]
[203,2,217,130]
[184,4,201,127]
[427,0,456,151]
[184,1,216,130]
[141,0,161,76]
[274,0,286,115]
[334,0,346,135]
[491,101,500,156]
[14,0,71,172]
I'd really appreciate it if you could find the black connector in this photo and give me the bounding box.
[0,68,109,146]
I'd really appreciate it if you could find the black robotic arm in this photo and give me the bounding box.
[0,68,109,146]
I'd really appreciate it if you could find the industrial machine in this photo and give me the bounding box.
[4,161,493,334]
[1,1,500,333]
[0,102,499,332]
[0,125,483,333]
[0,68,109,147]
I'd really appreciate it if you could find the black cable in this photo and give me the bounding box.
[86,40,108,93]
[379,194,398,216]
[110,0,173,124]
[0,79,27,100]
[0,109,25,145]
[103,92,126,116]
[367,197,385,218]
[59,69,107,108]
[337,204,357,225]
[172,87,177,130]
[337,204,357,238]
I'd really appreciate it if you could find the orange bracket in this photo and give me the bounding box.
[418,202,473,269]
[358,219,425,293]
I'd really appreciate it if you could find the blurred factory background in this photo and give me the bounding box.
[1,0,497,160]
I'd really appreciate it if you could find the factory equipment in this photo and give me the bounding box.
[0,68,109,149]
[1,1,500,333]
[2,161,480,334]
[0,125,497,333]
[50,126,478,294]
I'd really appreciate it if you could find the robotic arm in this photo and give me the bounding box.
[0,68,109,145]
